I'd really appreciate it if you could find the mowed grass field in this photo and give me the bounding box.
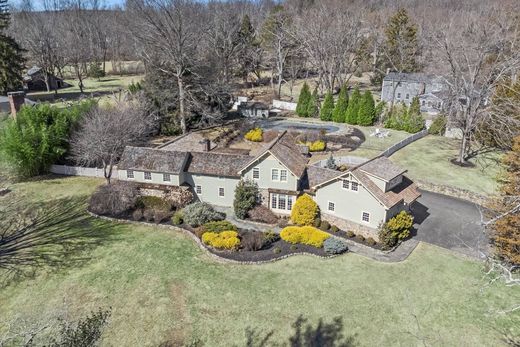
[390,135,504,196]
[0,176,518,346]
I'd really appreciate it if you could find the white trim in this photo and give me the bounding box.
[271,168,279,181]
[163,173,171,182]
[327,201,335,213]
[280,169,288,182]
[252,167,260,180]
[362,211,370,223]
[144,171,152,180]
[218,187,225,197]
[195,185,202,195]
[126,169,134,179]
[238,149,300,178]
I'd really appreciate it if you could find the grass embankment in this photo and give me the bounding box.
[0,176,518,346]
[391,135,503,196]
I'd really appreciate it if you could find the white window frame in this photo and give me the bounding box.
[163,173,171,182]
[362,212,370,223]
[287,196,293,210]
[280,169,288,182]
[351,181,359,192]
[271,168,279,181]
[271,194,277,209]
[278,194,286,210]
[342,180,349,190]
[218,187,225,197]
[397,92,401,99]
[252,167,260,180]
[195,185,202,194]
[270,193,293,211]
[126,170,134,179]
[144,171,152,180]
[328,201,335,212]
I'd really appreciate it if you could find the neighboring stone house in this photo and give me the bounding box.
[381,72,445,114]
[117,131,420,239]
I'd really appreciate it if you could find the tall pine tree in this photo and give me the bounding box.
[0,0,24,94]
[332,85,348,123]
[357,90,376,126]
[296,82,311,117]
[345,87,361,124]
[320,91,334,121]
[405,96,425,133]
[306,87,318,118]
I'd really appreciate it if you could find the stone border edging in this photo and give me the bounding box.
[87,211,341,265]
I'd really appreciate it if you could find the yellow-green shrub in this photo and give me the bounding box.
[291,194,319,226]
[244,128,263,142]
[202,231,240,250]
[280,226,330,248]
[307,140,326,152]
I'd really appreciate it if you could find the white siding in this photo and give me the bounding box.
[315,177,387,229]
[242,153,298,191]
[184,173,239,207]
[118,169,181,186]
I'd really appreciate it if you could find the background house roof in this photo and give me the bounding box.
[186,152,252,177]
[359,157,406,181]
[383,72,433,83]
[118,146,189,174]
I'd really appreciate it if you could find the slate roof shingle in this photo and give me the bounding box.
[359,157,406,181]
[186,152,253,177]
[306,165,343,188]
[267,132,308,177]
[118,146,189,174]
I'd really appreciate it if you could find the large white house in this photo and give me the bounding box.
[117,131,420,238]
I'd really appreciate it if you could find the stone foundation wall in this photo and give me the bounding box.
[321,213,379,241]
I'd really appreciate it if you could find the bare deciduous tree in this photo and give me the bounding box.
[433,12,520,163]
[70,96,154,184]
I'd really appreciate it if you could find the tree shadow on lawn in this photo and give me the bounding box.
[241,315,357,347]
[0,196,119,286]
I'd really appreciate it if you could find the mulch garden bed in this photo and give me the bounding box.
[205,238,330,262]
[326,229,383,251]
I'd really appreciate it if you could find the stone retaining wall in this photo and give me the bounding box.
[321,212,379,241]
[415,180,489,206]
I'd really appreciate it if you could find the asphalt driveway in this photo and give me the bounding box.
[412,190,489,259]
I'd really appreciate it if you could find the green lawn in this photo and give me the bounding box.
[390,135,503,196]
[0,176,518,346]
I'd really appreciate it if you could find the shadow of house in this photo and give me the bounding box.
[23,66,71,92]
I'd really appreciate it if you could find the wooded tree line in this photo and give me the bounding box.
[5,0,518,135]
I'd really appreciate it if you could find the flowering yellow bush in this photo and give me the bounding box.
[280,226,330,248]
[202,231,240,250]
[307,140,326,152]
[291,193,319,226]
[244,128,263,142]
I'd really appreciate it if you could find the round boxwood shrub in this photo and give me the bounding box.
[323,238,348,255]
[330,225,339,233]
[366,237,377,246]
[291,194,319,226]
[355,234,365,242]
[319,220,330,231]
[172,211,183,225]
[346,231,355,238]
[182,202,225,227]
[314,218,321,228]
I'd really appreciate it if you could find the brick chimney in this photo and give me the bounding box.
[7,91,25,118]
[201,138,211,152]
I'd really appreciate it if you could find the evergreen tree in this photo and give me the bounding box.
[325,153,336,170]
[0,0,25,94]
[345,87,361,124]
[306,87,318,117]
[320,91,334,121]
[88,62,105,80]
[386,8,420,72]
[405,96,425,133]
[357,90,376,126]
[332,85,348,123]
[296,82,311,117]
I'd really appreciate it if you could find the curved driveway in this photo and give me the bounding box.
[412,190,489,259]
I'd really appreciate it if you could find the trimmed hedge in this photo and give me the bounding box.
[202,231,240,250]
[280,226,330,248]
[202,220,237,233]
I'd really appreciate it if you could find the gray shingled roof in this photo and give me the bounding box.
[359,157,406,181]
[186,152,253,177]
[118,146,189,174]
[306,166,343,188]
[383,72,433,83]
[268,132,308,177]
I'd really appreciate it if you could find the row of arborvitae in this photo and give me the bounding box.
[295,83,383,126]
